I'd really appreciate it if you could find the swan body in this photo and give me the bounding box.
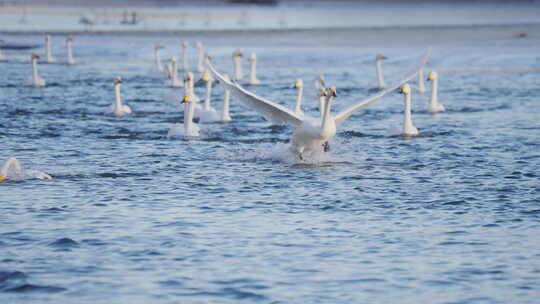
[169,56,183,88]
[400,84,419,136]
[66,36,75,65]
[375,53,387,90]
[181,41,190,72]
[168,95,200,138]
[293,79,304,117]
[233,50,243,81]
[197,73,220,123]
[427,71,445,113]
[418,68,426,94]
[30,54,46,88]
[154,45,164,72]
[195,42,204,72]
[207,49,430,158]
[109,77,132,116]
[248,53,260,85]
[45,35,55,64]
[0,157,52,182]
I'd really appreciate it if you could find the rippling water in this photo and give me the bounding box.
[1,27,540,303]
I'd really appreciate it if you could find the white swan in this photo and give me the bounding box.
[248,53,260,85]
[181,41,190,72]
[66,35,75,65]
[30,53,46,88]
[418,68,426,94]
[195,42,204,72]
[317,88,327,119]
[400,84,419,136]
[293,79,304,116]
[232,49,243,81]
[168,95,200,138]
[220,73,232,123]
[45,35,55,64]
[207,48,430,159]
[169,56,183,88]
[427,71,445,113]
[375,53,387,90]
[0,157,52,182]
[109,77,132,116]
[197,73,220,123]
[154,44,164,72]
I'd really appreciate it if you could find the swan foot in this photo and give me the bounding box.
[323,142,330,152]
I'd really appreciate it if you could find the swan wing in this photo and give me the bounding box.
[334,48,431,126]
[208,62,304,126]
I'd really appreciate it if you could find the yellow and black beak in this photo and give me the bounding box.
[115,77,123,84]
[181,95,191,103]
[329,87,337,97]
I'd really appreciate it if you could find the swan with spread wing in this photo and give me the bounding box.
[208,49,430,159]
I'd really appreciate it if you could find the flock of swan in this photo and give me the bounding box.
[1,35,448,182]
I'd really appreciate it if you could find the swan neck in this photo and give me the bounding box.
[31,58,38,82]
[171,60,177,84]
[319,95,325,119]
[403,93,413,131]
[234,57,242,80]
[1,157,22,177]
[204,80,212,109]
[295,87,303,113]
[418,70,425,91]
[46,39,53,61]
[430,78,438,106]
[114,84,122,109]
[376,60,385,88]
[155,49,162,70]
[185,101,195,132]
[182,47,189,71]
[250,59,256,81]
[222,88,231,121]
[321,96,333,130]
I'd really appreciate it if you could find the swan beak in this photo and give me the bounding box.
[181,95,191,103]
[400,84,410,94]
[294,80,303,88]
[31,54,40,59]
[329,87,337,97]
[0,175,5,183]
[115,77,123,84]
[234,51,243,57]
[427,72,436,81]
[320,88,328,96]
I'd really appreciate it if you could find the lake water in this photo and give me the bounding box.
[1,25,540,303]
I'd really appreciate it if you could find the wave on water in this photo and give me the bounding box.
[0,271,65,294]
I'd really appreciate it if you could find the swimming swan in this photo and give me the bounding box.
[168,95,200,138]
[0,157,52,182]
[30,53,46,88]
[400,84,419,136]
[45,35,55,64]
[207,49,430,159]
[427,71,445,113]
[197,73,220,123]
[181,41,190,72]
[293,79,304,116]
[109,77,132,116]
[248,53,260,85]
[375,53,387,90]
[154,44,165,72]
[232,49,243,81]
[66,35,75,65]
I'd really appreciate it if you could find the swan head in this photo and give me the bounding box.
[195,41,203,49]
[294,79,303,88]
[0,175,5,183]
[427,71,438,81]
[185,72,194,81]
[201,73,211,82]
[181,41,188,47]
[66,35,74,43]
[155,44,164,50]
[181,95,191,103]
[376,53,387,61]
[328,87,337,98]
[171,56,177,62]
[114,77,123,85]
[317,75,326,86]
[399,84,411,95]
[45,35,51,41]
[318,88,327,97]
[31,53,39,60]
[248,53,256,61]
[233,50,243,58]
